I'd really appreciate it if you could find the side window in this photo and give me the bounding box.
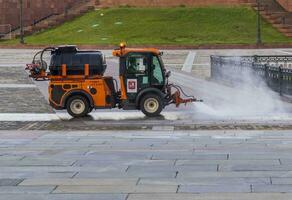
[152,56,164,85]
[126,54,148,74]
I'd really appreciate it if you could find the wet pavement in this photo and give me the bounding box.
[1,48,292,199]
[1,48,292,126]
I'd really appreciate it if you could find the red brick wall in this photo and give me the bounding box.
[99,0,246,7]
[0,0,82,31]
[276,0,292,11]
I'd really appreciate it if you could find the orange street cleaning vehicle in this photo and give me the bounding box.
[26,44,202,117]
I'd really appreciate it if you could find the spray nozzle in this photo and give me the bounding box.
[193,99,204,102]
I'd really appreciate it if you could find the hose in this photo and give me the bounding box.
[169,84,195,99]
[32,50,42,63]
[40,47,55,63]
[113,78,119,92]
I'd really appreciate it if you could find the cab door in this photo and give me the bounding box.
[150,55,165,90]
[124,52,151,103]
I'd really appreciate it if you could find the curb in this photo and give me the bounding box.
[2,121,292,131]
[2,43,292,50]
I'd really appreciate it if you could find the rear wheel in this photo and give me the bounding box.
[140,94,163,117]
[88,106,94,113]
[66,95,89,117]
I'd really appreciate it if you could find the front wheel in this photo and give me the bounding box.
[66,95,89,117]
[140,94,163,117]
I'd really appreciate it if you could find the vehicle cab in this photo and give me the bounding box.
[113,43,168,116]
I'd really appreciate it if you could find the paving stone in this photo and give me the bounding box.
[178,184,251,193]
[127,193,292,200]
[228,153,287,160]
[177,171,292,178]
[78,151,153,160]
[54,184,177,193]
[127,170,177,178]
[0,156,25,162]
[73,158,151,167]
[20,178,138,186]
[0,67,32,84]
[252,184,292,193]
[271,178,292,184]
[124,160,175,167]
[220,164,292,172]
[0,88,53,113]
[0,194,127,200]
[73,159,175,168]
[75,171,128,179]
[0,158,76,166]
[0,179,23,186]
[0,172,76,179]
[177,164,218,172]
[176,159,280,166]
[0,165,126,173]
[139,177,270,186]
[152,153,228,160]
[126,166,177,178]
[278,159,292,165]
[0,186,55,193]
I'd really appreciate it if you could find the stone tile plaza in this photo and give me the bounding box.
[0,48,292,199]
[2,0,292,199]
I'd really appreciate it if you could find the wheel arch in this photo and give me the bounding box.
[61,90,94,108]
[135,88,166,109]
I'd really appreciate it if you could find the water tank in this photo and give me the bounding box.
[49,46,107,76]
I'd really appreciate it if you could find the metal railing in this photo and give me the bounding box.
[258,0,292,25]
[2,0,93,38]
[210,55,292,96]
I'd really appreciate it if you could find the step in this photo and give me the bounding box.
[54,18,66,24]
[253,7,266,11]
[245,3,256,6]
[241,0,256,3]
[279,28,292,33]
[269,14,288,20]
[284,33,292,37]
[273,24,291,28]
[33,24,50,30]
[270,12,287,16]
[264,14,283,20]
[260,11,272,16]
[15,30,32,37]
[261,14,284,24]
[269,19,283,24]
[6,1,96,37]
[261,9,277,14]
[24,26,33,32]
[267,17,284,23]
[87,5,95,10]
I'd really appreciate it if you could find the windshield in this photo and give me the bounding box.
[152,56,165,85]
[158,55,166,71]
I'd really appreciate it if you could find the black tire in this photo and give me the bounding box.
[66,95,90,117]
[140,94,163,117]
[88,106,94,113]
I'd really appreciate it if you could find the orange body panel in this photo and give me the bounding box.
[119,75,127,100]
[49,76,113,109]
[84,64,89,77]
[62,64,67,77]
[113,47,160,57]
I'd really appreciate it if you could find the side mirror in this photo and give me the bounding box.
[166,71,171,78]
